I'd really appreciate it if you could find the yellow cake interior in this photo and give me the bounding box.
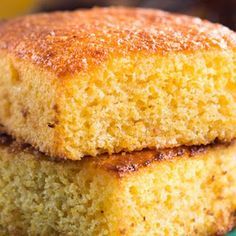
[0,134,235,236]
[0,50,235,159]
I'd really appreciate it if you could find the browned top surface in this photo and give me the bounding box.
[0,132,232,177]
[0,7,235,76]
[93,142,227,177]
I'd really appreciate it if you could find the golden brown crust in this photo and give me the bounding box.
[0,7,235,76]
[0,132,234,178]
[215,218,236,236]
[93,141,234,177]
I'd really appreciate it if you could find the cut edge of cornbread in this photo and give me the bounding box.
[0,133,235,235]
[0,7,236,160]
[0,48,236,160]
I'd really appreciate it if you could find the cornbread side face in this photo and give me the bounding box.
[0,134,236,236]
[0,58,57,153]
[0,8,236,159]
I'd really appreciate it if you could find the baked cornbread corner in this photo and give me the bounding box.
[0,133,235,235]
[0,7,236,160]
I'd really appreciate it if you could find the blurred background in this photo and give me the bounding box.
[0,0,235,30]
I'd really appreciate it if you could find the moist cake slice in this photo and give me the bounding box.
[0,8,235,160]
[0,133,235,235]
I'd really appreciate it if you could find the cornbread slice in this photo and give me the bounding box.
[0,8,236,160]
[0,134,235,235]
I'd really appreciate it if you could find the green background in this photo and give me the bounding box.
[228,229,236,236]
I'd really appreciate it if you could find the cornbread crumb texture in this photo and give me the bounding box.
[0,50,235,160]
[0,135,236,235]
[0,8,236,160]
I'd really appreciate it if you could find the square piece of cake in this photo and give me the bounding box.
[0,8,235,160]
[0,134,235,235]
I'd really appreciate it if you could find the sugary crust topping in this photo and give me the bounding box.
[0,7,235,76]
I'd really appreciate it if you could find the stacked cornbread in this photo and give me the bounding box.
[0,7,235,235]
